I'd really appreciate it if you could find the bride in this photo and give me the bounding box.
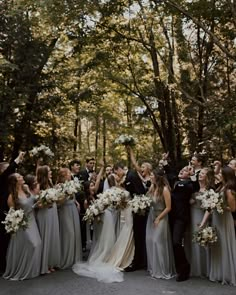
[72,174,134,283]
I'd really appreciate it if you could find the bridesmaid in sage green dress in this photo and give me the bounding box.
[3,173,41,280]
[146,169,175,279]
[199,166,236,286]
[57,168,82,269]
[36,165,61,274]
[189,167,214,277]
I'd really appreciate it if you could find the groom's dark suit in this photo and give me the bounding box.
[124,169,147,270]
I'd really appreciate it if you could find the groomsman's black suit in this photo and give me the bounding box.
[169,179,195,280]
[78,168,90,183]
[124,169,147,271]
[0,161,18,273]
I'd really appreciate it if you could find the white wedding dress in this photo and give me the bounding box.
[72,190,134,283]
[72,208,123,283]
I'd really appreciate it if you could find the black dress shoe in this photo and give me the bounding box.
[176,274,189,282]
[124,265,137,272]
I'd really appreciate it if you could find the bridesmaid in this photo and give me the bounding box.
[200,166,236,285]
[189,167,214,277]
[146,169,175,279]
[57,168,82,269]
[3,173,41,280]
[36,165,60,274]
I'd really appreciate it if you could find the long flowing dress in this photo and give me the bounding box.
[72,208,123,283]
[58,198,82,269]
[189,192,209,277]
[146,197,175,279]
[106,206,134,270]
[209,192,236,286]
[3,196,42,280]
[36,202,60,274]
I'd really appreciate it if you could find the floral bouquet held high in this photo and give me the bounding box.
[196,189,224,214]
[129,194,152,216]
[192,226,218,247]
[115,134,136,146]
[2,208,28,234]
[29,145,54,160]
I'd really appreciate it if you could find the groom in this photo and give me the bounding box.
[113,162,147,272]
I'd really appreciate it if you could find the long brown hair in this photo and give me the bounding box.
[149,169,170,200]
[200,167,215,190]
[57,168,70,184]
[222,166,236,192]
[36,165,52,190]
[8,173,28,209]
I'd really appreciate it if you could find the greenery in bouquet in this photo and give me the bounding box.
[29,145,54,159]
[114,134,137,146]
[35,187,62,206]
[192,226,218,247]
[107,187,130,210]
[196,189,224,214]
[129,194,152,215]
[2,208,28,234]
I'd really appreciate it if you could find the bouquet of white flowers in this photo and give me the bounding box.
[83,198,107,224]
[129,194,152,215]
[192,226,218,247]
[2,208,28,234]
[59,179,82,200]
[29,145,54,158]
[196,189,224,214]
[106,187,130,210]
[114,134,136,146]
[35,187,62,206]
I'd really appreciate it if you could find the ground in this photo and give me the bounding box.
[1,269,235,295]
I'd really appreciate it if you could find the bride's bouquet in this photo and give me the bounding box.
[129,194,151,215]
[192,226,218,247]
[35,187,63,206]
[29,145,54,158]
[114,134,136,146]
[2,208,28,234]
[106,187,130,210]
[57,179,82,200]
[196,189,224,214]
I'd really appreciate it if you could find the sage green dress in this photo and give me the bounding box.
[209,192,236,286]
[146,197,175,279]
[190,192,209,277]
[3,196,42,280]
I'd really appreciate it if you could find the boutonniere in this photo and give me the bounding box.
[126,182,131,186]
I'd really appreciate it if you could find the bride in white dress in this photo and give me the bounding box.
[72,174,134,283]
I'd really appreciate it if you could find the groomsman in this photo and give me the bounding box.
[113,162,147,272]
[168,166,196,282]
[78,157,95,183]
[0,152,24,273]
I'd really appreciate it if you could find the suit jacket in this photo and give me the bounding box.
[124,170,146,197]
[169,179,194,222]
[78,169,90,183]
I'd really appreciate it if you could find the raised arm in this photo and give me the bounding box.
[126,146,141,174]
[94,162,105,194]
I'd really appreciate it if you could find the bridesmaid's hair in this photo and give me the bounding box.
[107,174,116,188]
[200,167,215,190]
[57,168,70,184]
[24,174,37,191]
[221,166,236,192]
[36,165,52,190]
[8,173,29,209]
[150,169,170,200]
